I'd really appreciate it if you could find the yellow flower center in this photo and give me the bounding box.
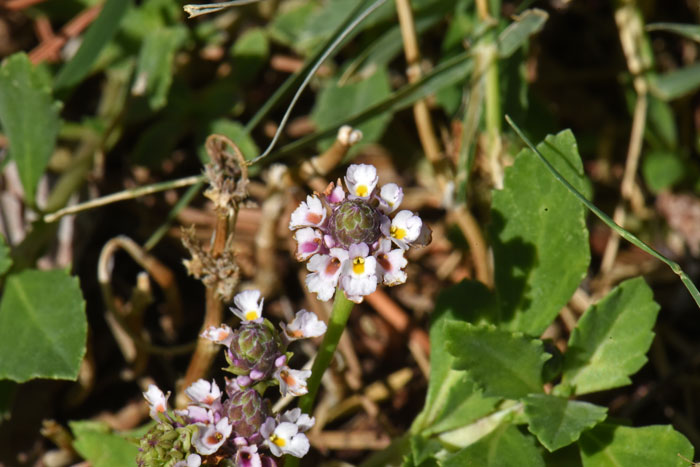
[271,434,286,447]
[245,310,258,321]
[390,225,406,240]
[356,185,368,197]
[352,257,365,274]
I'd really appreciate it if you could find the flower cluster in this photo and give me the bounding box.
[289,164,430,303]
[137,290,326,466]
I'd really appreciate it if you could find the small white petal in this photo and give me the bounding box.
[293,227,324,261]
[378,183,403,213]
[231,289,264,322]
[143,384,169,420]
[275,366,311,397]
[282,309,327,340]
[200,324,233,347]
[388,210,422,249]
[185,379,221,406]
[345,164,378,199]
[289,195,327,229]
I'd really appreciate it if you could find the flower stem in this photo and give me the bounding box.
[298,288,355,414]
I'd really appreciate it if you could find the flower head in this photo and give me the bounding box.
[261,418,310,458]
[192,417,233,455]
[185,379,222,408]
[144,384,170,421]
[289,164,429,303]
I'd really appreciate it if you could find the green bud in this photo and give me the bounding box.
[328,199,382,248]
[226,320,282,379]
[137,422,195,467]
[225,388,271,439]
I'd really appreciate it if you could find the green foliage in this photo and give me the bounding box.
[198,120,260,163]
[497,9,549,58]
[446,323,550,399]
[0,234,11,276]
[490,130,591,336]
[0,53,61,206]
[442,425,545,467]
[559,278,659,396]
[647,22,700,43]
[53,0,131,90]
[0,269,86,382]
[70,420,141,467]
[231,28,270,84]
[652,63,700,101]
[642,150,686,192]
[578,424,694,467]
[523,394,607,451]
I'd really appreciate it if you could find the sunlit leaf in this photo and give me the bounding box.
[0,269,86,382]
[0,234,11,276]
[71,420,140,467]
[498,9,549,58]
[443,425,545,467]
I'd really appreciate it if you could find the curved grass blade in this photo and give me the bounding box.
[505,115,700,309]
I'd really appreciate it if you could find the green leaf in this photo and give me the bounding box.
[133,25,188,110]
[0,269,86,382]
[0,53,61,206]
[498,9,549,59]
[443,425,545,467]
[311,67,392,153]
[647,22,700,43]
[0,234,11,276]
[579,424,694,467]
[559,278,660,396]
[231,27,269,84]
[412,281,499,434]
[446,323,550,399]
[53,0,131,90]
[652,63,700,101]
[197,120,260,163]
[523,394,607,451]
[642,150,685,192]
[490,130,591,336]
[645,95,677,150]
[70,420,140,467]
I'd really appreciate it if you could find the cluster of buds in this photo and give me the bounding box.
[289,164,430,303]
[137,290,326,466]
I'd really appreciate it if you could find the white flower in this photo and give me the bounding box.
[231,289,264,322]
[280,408,315,432]
[200,324,234,347]
[235,444,262,467]
[143,384,170,421]
[261,418,311,458]
[281,310,327,340]
[340,243,377,303]
[289,195,327,229]
[345,164,378,199]
[275,366,311,397]
[374,239,408,286]
[293,227,324,261]
[305,248,348,301]
[192,417,233,455]
[384,210,422,250]
[327,184,345,204]
[185,379,222,407]
[173,454,202,467]
[378,183,403,213]
[176,405,213,424]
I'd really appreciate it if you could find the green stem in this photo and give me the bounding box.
[298,288,355,414]
[505,115,700,309]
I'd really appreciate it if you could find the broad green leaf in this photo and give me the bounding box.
[446,323,550,399]
[642,150,685,193]
[647,22,700,43]
[0,234,11,276]
[523,394,607,452]
[443,425,545,467]
[645,95,677,150]
[267,1,320,54]
[559,278,659,395]
[0,53,61,206]
[490,130,591,336]
[412,281,499,434]
[53,0,131,90]
[311,67,392,153]
[579,424,693,467]
[70,420,140,467]
[408,435,441,467]
[231,27,269,84]
[133,25,188,110]
[498,9,549,58]
[0,269,86,382]
[652,63,700,101]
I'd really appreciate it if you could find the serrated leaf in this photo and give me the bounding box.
[498,9,549,58]
[0,53,61,206]
[311,67,392,153]
[70,420,140,467]
[579,424,694,467]
[412,281,499,434]
[559,277,659,395]
[524,394,607,451]
[0,234,11,276]
[133,25,188,110]
[490,129,591,336]
[53,0,130,90]
[0,269,86,382]
[446,323,549,399]
[443,425,545,467]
